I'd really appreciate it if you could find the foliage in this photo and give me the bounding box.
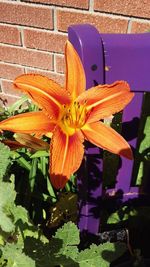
[107,206,137,224]
[0,142,125,266]
[0,142,11,179]
[0,176,126,266]
[0,172,126,267]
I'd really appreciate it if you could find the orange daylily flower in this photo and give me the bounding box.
[0,41,134,189]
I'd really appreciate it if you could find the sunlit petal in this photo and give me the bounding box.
[76,81,134,123]
[82,121,133,159]
[0,111,55,134]
[65,41,86,99]
[14,74,71,120]
[50,126,84,189]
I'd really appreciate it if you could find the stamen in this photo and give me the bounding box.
[61,101,87,133]
[68,112,73,125]
[74,101,78,122]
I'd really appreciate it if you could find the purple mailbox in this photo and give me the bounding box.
[68,24,150,237]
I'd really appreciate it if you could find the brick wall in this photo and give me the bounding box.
[0,0,150,106]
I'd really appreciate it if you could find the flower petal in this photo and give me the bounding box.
[14,74,71,120]
[50,127,84,189]
[82,121,133,159]
[2,140,28,150]
[0,111,55,134]
[65,41,86,99]
[14,133,49,151]
[77,81,134,123]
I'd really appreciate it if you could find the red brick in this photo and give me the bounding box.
[57,10,128,33]
[94,0,150,19]
[24,29,67,53]
[0,62,25,80]
[0,24,21,45]
[0,45,53,71]
[0,93,20,107]
[130,21,150,33]
[55,54,65,74]
[0,1,53,29]
[26,67,65,85]
[1,80,23,97]
[21,0,89,9]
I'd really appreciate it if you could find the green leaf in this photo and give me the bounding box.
[54,221,80,249]
[10,151,31,171]
[0,179,31,234]
[0,243,35,267]
[30,151,49,158]
[24,222,79,267]
[49,222,79,263]
[107,206,138,224]
[0,142,11,179]
[0,180,16,233]
[77,243,126,267]
[107,211,122,224]
[0,210,15,233]
[7,95,28,114]
[0,179,16,207]
[11,205,30,225]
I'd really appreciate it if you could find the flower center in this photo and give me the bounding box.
[60,101,87,135]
